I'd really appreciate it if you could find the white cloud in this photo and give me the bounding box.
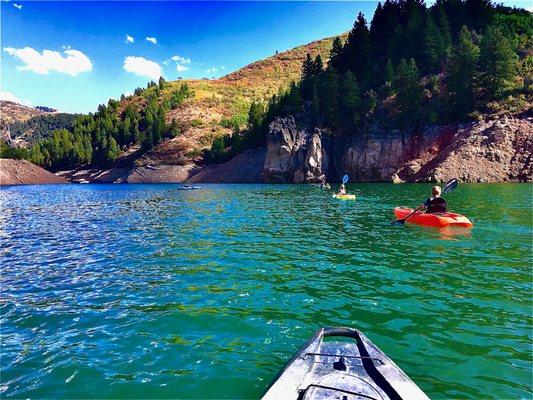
[171,55,190,65]
[167,55,191,73]
[123,56,162,80]
[3,46,92,76]
[13,3,22,9]
[0,90,21,103]
[206,67,218,74]
[126,35,134,43]
[146,37,157,45]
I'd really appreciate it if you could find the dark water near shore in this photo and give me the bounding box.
[1,183,531,399]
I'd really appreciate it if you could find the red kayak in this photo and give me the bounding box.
[394,206,473,228]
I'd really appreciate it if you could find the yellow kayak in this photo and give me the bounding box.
[332,194,356,200]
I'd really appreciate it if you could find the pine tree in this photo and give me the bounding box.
[248,101,265,132]
[385,59,395,84]
[329,37,344,71]
[131,117,140,143]
[302,53,315,79]
[152,106,165,145]
[83,134,93,164]
[424,14,447,72]
[317,67,339,126]
[395,0,427,65]
[477,26,517,100]
[343,12,372,83]
[370,0,400,83]
[300,54,318,100]
[466,0,494,33]
[210,136,226,163]
[42,148,51,168]
[29,144,43,166]
[433,0,460,39]
[169,119,180,137]
[388,25,407,65]
[158,76,166,89]
[393,58,423,129]
[284,82,303,115]
[433,2,452,50]
[314,55,324,75]
[445,26,479,119]
[339,71,362,127]
[106,136,120,164]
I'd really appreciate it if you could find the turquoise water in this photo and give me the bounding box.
[1,183,531,399]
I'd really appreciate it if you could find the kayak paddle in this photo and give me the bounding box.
[393,179,458,225]
[342,174,349,184]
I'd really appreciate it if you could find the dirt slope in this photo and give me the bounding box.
[0,159,69,185]
[188,149,266,183]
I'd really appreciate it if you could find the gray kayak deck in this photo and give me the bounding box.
[262,327,429,400]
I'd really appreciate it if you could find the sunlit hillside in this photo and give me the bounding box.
[119,34,345,164]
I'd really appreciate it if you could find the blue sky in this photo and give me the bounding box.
[1,1,530,114]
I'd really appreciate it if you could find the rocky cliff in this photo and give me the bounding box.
[262,112,533,183]
[262,116,331,183]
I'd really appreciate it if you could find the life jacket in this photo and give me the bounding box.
[426,196,447,213]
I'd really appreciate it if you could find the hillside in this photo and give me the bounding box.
[117,35,345,166]
[0,101,72,147]
[0,101,46,124]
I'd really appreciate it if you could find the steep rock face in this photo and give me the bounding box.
[419,116,532,182]
[263,113,532,183]
[343,115,532,182]
[262,116,330,183]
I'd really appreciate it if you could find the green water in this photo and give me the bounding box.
[1,183,531,399]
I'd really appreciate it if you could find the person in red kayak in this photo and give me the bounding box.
[416,185,447,214]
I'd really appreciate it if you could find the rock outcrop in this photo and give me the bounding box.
[262,112,532,183]
[0,159,69,185]
[262,116,330,183]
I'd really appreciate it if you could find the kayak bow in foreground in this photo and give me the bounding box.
[394,206,473,228]
[262,327,429,400]
[332,194,356,200]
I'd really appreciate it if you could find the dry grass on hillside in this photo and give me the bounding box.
[121,34,347,165]
[0,101,45,124]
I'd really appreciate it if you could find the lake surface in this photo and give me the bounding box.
[1,183,531,399]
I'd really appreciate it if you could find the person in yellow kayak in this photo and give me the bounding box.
[337,183,347,196]
[415,185,447,214]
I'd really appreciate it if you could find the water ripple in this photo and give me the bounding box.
[0,183,531,399]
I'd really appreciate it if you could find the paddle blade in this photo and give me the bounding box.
[443,178,458,193]
[342,174,349,184]
[391,219,406,226]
